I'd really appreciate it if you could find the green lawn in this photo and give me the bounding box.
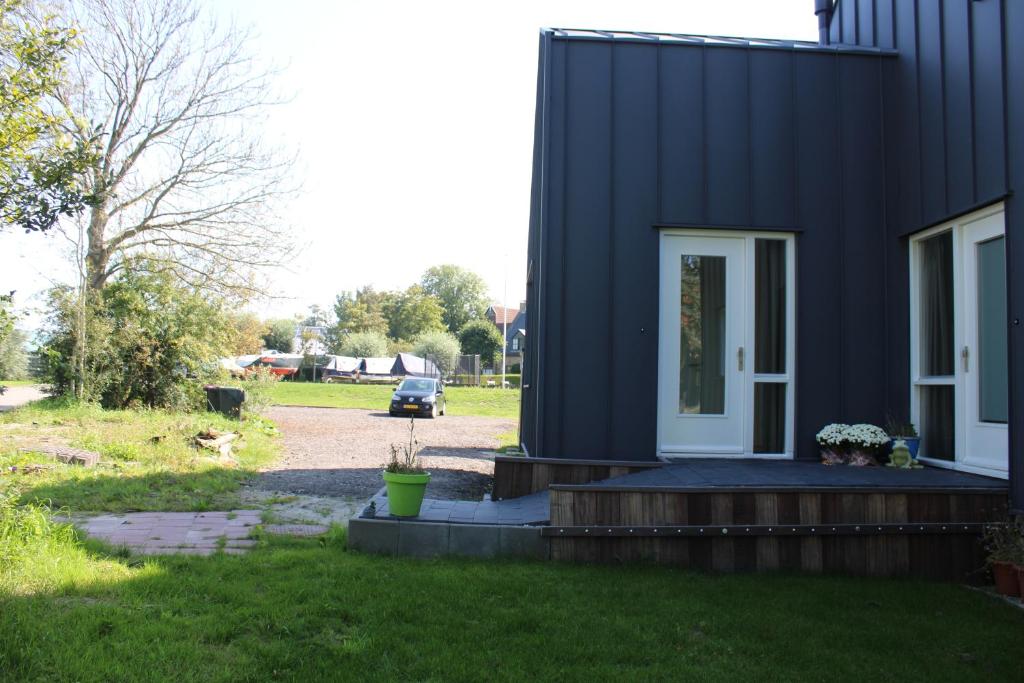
[0,380,42,387]
[262,381,521,420]
[1,517,1022,682]
[0,399,278,512]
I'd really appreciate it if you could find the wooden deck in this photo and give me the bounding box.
[494,457,1009,581]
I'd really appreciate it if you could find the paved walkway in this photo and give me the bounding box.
[73,510,329,556]
[0,385,47,413]
[367,489,549,525]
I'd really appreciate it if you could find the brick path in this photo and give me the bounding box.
[75,510,264,556]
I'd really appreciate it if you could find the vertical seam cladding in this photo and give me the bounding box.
[938,0,950,216]
[914,0,925,226]
[967,0,978,204]
[746,49,754,227]
[607,41,615,455]
[701,45,709,224]
[835,52,847,419]
[999,0,1011,192]
[656,42,663,224]
[790,51,800,230]
[558,38,569,456]
[878,54,891,420]
[536,30,553,455]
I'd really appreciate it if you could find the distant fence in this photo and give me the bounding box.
[449,354,480,385]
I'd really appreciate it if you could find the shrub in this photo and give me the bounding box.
[337,331,389,359]
[412,330,461,377]
[458,319,504,368]
[42,268,232,410]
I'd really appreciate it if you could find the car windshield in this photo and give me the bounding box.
[398,379,435,392]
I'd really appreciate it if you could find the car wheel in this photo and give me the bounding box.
[430,404,437,419]
[389,411,397,417]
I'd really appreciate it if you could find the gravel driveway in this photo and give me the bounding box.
[0,385,47,413]
[257,406,515,501]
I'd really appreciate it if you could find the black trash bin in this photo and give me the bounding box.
[204,385,245,419]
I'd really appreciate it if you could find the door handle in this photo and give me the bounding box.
[962,346,969,373]
[737,346,745,372]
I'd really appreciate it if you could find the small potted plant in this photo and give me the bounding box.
[382,416,430,517]
[885,416,921,461]
[983,522,1023,597]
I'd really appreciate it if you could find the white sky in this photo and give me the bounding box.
[0,0,817,328]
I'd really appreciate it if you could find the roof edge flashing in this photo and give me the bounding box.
[543,26,897,56]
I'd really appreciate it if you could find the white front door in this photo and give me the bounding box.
[658,232,794,458]
[910,204,1008,477]
[961,211,1008,473]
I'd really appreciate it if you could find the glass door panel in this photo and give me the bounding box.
[976,236,1008,424]
[679,255,726,414]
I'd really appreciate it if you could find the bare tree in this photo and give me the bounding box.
[49,0,297,296]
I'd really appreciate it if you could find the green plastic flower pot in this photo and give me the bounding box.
[382,471,431,517]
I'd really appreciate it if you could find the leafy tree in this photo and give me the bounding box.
[0,291,12,348]
[412,330,461,377]
[0,0,96,233]
[42,267,231,409]
[224,312,265,355]
[51,0,296,295]
[381,285,445,341]
[262,319,295,353]
[333,287,388,336]
[421,265,489,334]
[458,319,504,369]
[302,304,331,328]
[0,327,27,380]
[337,331,388,359]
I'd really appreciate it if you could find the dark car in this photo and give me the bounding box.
[389,377,446,418]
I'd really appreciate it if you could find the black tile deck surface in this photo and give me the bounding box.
[585,459,1007,490]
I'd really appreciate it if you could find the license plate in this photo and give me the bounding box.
[403,404,418,410]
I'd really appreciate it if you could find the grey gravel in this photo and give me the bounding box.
[257,406,515,501]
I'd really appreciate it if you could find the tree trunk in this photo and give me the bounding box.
[85,202,110,291]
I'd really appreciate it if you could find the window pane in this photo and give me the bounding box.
[753,382,785,453]
[920,385,954,461]
[977,236,1008,424]
[919,232,954,376]
[755,239,786,374]
[680,255,726,414]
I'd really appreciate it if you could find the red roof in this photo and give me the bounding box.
[489,306,519,325]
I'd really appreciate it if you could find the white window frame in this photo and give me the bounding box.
[908,202,1008,479]
[657,229,796,459]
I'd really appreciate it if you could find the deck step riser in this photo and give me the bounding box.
[547,489,1007,580]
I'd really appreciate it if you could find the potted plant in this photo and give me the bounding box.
[983,522,1023,597]
[382,416,430,517]
[885,416,921,461]
[816,423,890,466]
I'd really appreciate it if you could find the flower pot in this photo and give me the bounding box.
[890,436,921,460]
[382,470,431,517]
[992,561,1021,597]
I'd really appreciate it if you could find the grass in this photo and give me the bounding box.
[1,516,1022,682]
[262,381,521,419]
[0,398,279,512]
[0,380,42,387]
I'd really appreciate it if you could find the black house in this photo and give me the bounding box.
[520,0,1024,513]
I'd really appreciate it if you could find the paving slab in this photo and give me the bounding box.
[75,509,315,556]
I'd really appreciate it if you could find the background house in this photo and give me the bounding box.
[488,301,527,373]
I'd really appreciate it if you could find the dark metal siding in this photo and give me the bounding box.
[525,5,1023,508]
[830,0,1021,509]
[523,39,889,462]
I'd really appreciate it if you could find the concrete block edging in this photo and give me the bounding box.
[348,518,548,560]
